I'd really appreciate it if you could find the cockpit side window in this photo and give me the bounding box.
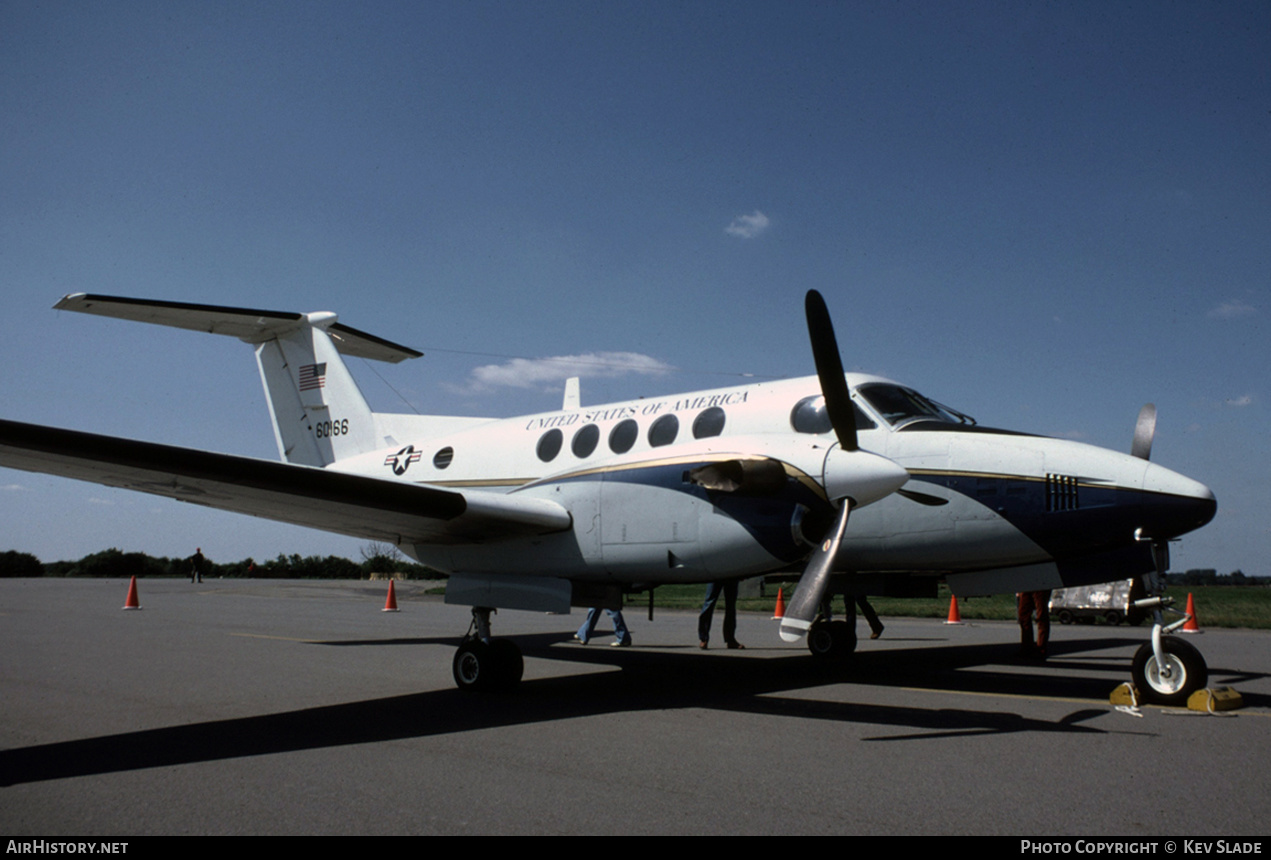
[790,395,876,434]
[857,383,970,427]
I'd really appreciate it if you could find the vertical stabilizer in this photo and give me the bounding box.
[255,313,380,466]
[52,294,424,468]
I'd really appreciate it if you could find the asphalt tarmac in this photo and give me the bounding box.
[1,578,1268,835]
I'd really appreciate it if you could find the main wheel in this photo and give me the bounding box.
[452,638,523,692]
[453,640,492,691]
[1131,636,1207,706]
[807,619,856,659]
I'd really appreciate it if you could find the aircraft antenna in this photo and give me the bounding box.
[357,356,423,414]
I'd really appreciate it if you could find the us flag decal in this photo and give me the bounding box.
[298,363,327,391]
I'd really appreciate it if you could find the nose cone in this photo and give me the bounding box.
[1140,462,1217,539]
[822,446,910,508]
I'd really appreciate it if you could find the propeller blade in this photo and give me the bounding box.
[805,290,857,452]
[1131,403,1156,461]
[780,500,852,642]
[896,487,950,507]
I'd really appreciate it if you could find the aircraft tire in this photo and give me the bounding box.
[807,620,856,659]
[453,640,491,691]
[1131,636,1207,706]
[453,638,523,691]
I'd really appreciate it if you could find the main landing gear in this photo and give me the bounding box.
[805,593,861,660]
[807,618,857,660]
[453,607,524,692]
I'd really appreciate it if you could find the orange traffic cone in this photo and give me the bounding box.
[1181,592,1201,633]
[944,594,963,625]
[382,579,400,612]
[122,576,141,610]
[772,587,785,620]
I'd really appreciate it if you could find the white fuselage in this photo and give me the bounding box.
[331,373,1216,593]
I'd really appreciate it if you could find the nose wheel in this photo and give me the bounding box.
[1130,635,1206,706]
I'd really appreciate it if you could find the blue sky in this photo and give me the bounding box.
[1,1,1266,574]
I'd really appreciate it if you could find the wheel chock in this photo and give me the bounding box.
[1187,686,1243,712]
[1110,682,1140,707]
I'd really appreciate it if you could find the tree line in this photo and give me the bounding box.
[1166,569,1261,587]
[0,545,444,580]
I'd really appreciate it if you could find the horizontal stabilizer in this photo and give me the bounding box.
[54,293,422,363]
[0,419,571,545]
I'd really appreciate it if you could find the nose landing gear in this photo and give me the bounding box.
[1129,553,1208,706]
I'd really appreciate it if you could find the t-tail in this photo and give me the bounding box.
[53,294,422,467]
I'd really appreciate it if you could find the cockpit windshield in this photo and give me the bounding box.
[856,383,976,428]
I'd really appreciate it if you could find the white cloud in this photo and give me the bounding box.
[725,210,770,239]
[464,352,674,392]
[1208,299,1257,319]
[1225,394,1254,407]
[1,483,25,492]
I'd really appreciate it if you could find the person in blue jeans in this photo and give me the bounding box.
[698,581,744,649]
[575,607,631,646]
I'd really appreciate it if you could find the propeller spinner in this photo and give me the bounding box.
[778,291,909,643]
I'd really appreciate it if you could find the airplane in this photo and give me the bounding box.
[0,291,1217,703]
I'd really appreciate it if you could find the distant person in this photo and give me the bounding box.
[190,548,205,584]
[575,607,631,647]
[699,581,744,650]
[1018,590,1052,658]
[856,595,884,640]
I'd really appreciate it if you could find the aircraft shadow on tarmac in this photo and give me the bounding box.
[3,632,1215,786]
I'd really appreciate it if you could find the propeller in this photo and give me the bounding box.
[1131,403,1156,461]
[779,291,909,643]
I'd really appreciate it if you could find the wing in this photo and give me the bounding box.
[0,419,571,546]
